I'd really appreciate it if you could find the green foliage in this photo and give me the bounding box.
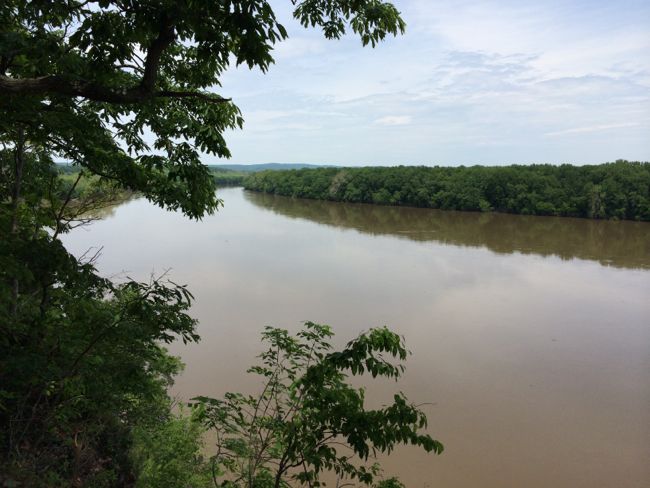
[193,322,442,488]
[243,162,650,221]
[214,164,330,173]
[131,407,211,488]
[0,151,198,487]
[0,156,200,483]
[208,166,249,187]
[1,147,194,488]
[1,0,406,219]
[57,166,133,211]
[2,1,407,485]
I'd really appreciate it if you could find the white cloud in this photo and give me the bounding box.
[374,115,412,126]
[209,0,650,165]
[544,123,642,137]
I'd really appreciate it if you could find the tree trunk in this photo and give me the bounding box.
[10,129,26,318]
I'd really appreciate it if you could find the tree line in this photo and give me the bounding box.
[244,161,650,221]
[207,166,248,186]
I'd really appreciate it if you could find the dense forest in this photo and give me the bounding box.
[244,161,650,221]
[206,166,247,186]
[213,163,329,172]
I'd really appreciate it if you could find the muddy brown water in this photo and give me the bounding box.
[61,187,650,488]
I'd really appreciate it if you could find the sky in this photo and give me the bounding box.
[211,0,650,166]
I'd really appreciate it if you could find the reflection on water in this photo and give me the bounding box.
[245,191,650,270]
[60,188,650,488]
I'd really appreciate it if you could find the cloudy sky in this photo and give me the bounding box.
[213,0,650,166]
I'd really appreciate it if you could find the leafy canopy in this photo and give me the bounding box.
[1,0,406,218]
[1,1,409,485]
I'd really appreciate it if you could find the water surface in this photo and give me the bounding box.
[62,188,650,488]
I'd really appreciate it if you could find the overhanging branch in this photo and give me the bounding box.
[156,90,231,103]
[0,75,230,104]
[0,13,230,105]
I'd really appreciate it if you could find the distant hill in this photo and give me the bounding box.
[209,163,335,172]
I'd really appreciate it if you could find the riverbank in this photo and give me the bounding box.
[243,161,650,221]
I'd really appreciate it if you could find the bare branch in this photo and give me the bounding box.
[52,172,82,240]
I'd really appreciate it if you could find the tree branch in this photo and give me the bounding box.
[156,90,232,103]
[0,11,234,105]
[0,75,230,104]
[141,14,175,91]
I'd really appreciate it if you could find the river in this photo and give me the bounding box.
[61,187,650,488]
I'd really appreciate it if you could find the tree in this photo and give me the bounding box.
[194,323,443,488]
[1,1,410,485]
[243,163,650,220]
[1,0,406,218]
